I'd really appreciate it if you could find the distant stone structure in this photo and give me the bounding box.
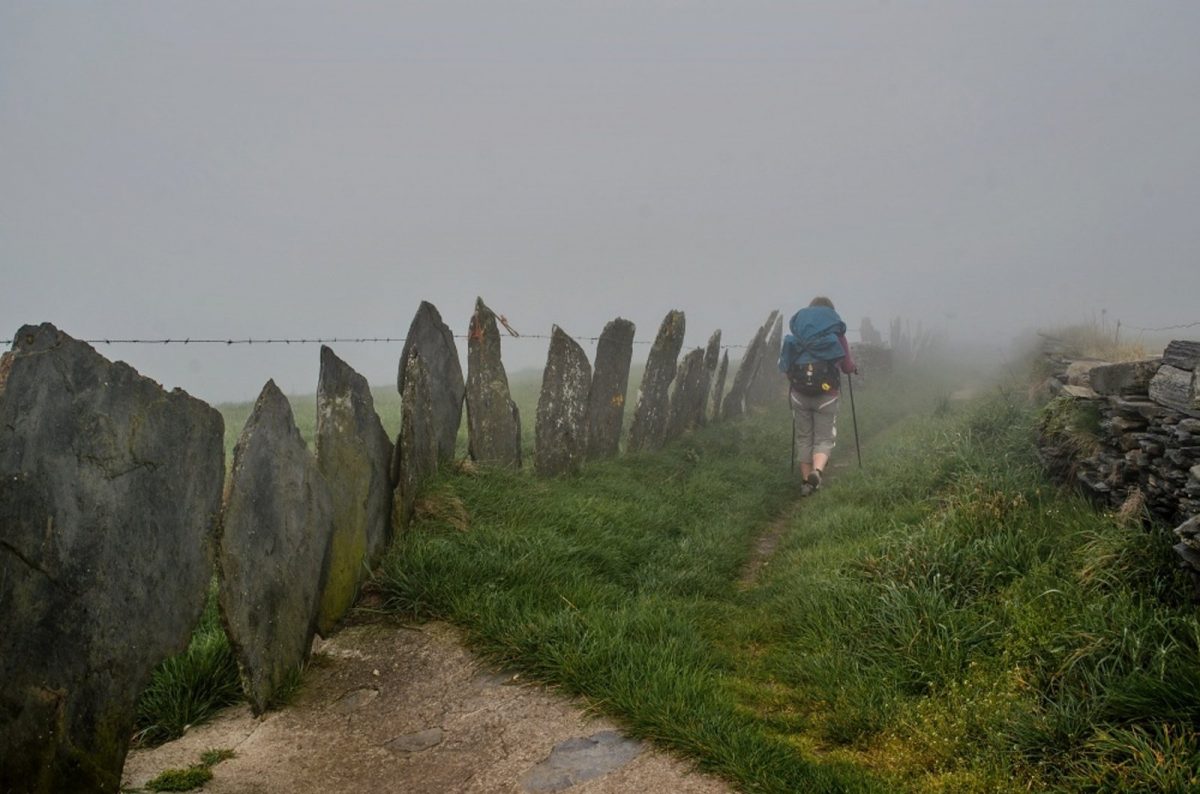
[0,324,225,792]
[586,318,635,460]
[535,326,593,476]
[315,346,394,635]
[465,298,522,468]
[627,310,685,452]
[747,312,786,409]
[219,380,333,715]
[666,347,709,441]
[710,350,729,423]
[723,311,777,420]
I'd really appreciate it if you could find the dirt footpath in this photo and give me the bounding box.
[123,618,730,793]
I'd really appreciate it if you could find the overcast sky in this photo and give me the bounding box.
[2,2,1198,403]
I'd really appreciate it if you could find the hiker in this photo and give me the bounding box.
[778,296,856,495]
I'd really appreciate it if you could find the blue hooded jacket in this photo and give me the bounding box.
[778,305,846,374]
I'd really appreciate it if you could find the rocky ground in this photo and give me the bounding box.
[123,617,730,793]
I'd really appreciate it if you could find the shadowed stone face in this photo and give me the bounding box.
[465,298,521,468]
[710,350,729,423]
[0,323,224,793]
[585,318,635,460]
[747,313,786,409]
[399,301,464,464]
[536,326,593,476]
[666,348,708,441]
[315,346,394,637]
[627,310,686,453]
[394,348,438,530]
[723,311,777,420]
[219,379,334,715]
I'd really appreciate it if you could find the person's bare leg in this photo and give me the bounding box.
[799,462,812,479]
[812,452,829,474]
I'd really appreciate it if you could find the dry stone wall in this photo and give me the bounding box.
[1035,340,1200,591]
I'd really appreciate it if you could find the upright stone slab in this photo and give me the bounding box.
[1150,365,1200,415]
[747,312,785,409]
[586,318,636,460]
[314,346,394,637]
[0,323,224,793]
[627,310,686,452]
[535,326,593,476]
[722,311,775,420]
[394,348,438,529]
[465,298,521,467]
[219,380,334,715]
[1088,358,1162,396]
[399,301,465,464]
[1163,340,1200,372]
[710,350,729,423]
[704,329,722,372]
[666,347,708,441]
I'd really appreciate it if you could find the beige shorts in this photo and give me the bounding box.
[789,390,839,462]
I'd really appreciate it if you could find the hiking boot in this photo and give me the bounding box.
[806,469,822,490]
[799,483,814,497]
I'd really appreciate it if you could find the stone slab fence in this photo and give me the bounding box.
[0,301,799,790]
[1034,339,1200,592]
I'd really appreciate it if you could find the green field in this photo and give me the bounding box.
[141,361,1200,792]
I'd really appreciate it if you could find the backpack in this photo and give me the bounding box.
[788,358,841,396]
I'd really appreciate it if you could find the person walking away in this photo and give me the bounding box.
[778,297,856,495]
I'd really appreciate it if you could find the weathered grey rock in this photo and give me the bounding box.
[394,348,438,529]
[585,318,635,460]
[399,301,464,464]
[315,346,394,636]
[1163,340,1200,372]
[1149,365,1199,415]
[0,323,224,792]
[665,348,708,441]
[747,312,785,409]
[465,298,521,467]
[722,311,776,420]
[703,329,722,372]
[1066,359,1110,388]
[219,380,334,715]
[627,310,686,452]
[1089,358,1161,396]
[710,350,729,423]
[1062,384,1100,400]
[520,731,644,793]
[535,327,593,476]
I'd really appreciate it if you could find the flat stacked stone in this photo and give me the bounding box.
[1163,340,1200,372]
[399,301,464,464]
[722,311,775,420]
[535,326,593,476]
[314,346,394,636]
[0,324,224,792]
[586,318,635,460]
[627,310,685,452]
[465,298,522,467]
[1089,358,1162,396]
[665,347,708,441]
[710,350,729,423]
[1149,365,1199,415]
[394,348,438,528]
[219,380,334,715]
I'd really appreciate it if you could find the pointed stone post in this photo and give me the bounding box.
[465,297,521,467]
[586,318,636,460]
[535,326,593,476]
[399,301,464,465]
[666,347,708,440]
[628,310,686,452]
[394,348,438,529]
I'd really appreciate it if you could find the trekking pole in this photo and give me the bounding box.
[847,372,862,468]
[790,412,796,475]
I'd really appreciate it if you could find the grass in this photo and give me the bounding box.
[140,747,235,792]
[374,364,1200,792]
[134,585,243,747]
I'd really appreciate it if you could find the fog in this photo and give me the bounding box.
[2,2,1198,403]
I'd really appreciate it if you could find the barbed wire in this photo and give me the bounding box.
[1119,320,1200,333]
[0,332,753,349]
